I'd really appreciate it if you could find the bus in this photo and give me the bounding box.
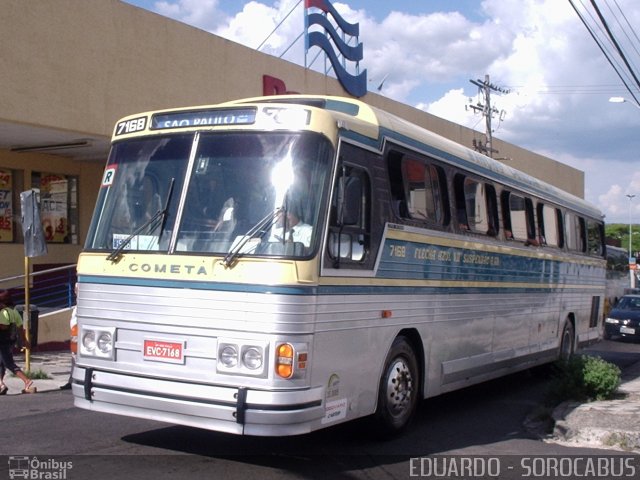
[72,95,606,437]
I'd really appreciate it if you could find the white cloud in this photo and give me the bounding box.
[598,176,640,223]
[154,0,226,31]
[215,1,300,51]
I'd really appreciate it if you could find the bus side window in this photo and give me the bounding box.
[503,191,536,244]
[587,219,605,257]
[387,151,408,218]
[404,160,447,224]
[485,184,499,236]
[538,203,562,248]
[566,212,586,252]
[387,151,448,226]
[453,174,469,230]
[453,174,497,235]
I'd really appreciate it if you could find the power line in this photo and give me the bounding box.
[256,0,302,52]
[606,0,640,62]
[589,0,640,92]
[501,83,639,95]
[568,0,640,106]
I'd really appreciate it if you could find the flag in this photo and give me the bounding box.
[305,0,367,97]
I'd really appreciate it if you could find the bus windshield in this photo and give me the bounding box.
[86,131,334,259]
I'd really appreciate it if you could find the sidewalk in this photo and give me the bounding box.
[3,350,72,395]
[548,358,640,452]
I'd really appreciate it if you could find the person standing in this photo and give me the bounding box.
[0,290,37,394]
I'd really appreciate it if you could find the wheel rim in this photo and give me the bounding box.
[384,358,414,417]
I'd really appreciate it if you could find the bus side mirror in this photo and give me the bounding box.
[337,176,361,226]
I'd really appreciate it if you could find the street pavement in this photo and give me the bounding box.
[4,348,640,453]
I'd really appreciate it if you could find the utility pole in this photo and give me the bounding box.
[467,74,509,157]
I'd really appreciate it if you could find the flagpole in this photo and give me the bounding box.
[23,256,31,372]
[20,188,48,373]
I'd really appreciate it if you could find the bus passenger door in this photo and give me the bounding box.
[318,143,385,418]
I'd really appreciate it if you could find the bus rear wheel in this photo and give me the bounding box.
[559,321,575,361]
[373,336,419,437]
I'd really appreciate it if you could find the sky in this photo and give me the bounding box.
[123,0,640,224]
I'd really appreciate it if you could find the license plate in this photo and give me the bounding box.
[620,326,636,335]
[143,339,185,364]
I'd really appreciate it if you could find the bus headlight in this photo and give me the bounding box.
[217,339,267,376]
[97,332,113,354]
[242,346,263,370]
[80,326,116,360]
[82,331,96,352]
[605,318,620,324]
[219,344,238,368]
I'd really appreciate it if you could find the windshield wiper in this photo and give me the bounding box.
[222,206,284,268]
[106,178,175,262]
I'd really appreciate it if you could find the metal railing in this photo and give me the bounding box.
[0,264,77,312]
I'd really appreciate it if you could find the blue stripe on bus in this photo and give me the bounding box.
[78,274,595,296]
[77,275,315,295]
[379,239,605,286]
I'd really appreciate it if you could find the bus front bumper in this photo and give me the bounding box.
[72,365,325,436]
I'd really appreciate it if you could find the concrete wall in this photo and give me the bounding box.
[37,309,73,349]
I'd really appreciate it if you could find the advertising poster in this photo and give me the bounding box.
[0,169,13,242]
[39,172,69,243]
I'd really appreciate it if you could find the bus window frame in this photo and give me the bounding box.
[325,142,381,271]
[453,173,499,236]
[386,148,449,228]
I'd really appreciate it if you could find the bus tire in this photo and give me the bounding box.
[373,336,419,437]
[559,321,575,361]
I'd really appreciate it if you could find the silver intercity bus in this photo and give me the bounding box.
[73,95,606,436]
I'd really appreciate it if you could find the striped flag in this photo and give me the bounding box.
[305,0,367,97]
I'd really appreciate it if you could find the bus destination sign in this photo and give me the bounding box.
[151,108,256,130]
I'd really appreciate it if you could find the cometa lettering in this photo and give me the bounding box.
[129,263,208,275]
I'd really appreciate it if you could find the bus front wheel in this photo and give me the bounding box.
[373,336,419,437]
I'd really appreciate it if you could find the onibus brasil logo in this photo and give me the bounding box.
[8,456,72,479]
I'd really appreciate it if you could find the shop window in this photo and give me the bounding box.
[32,172,79,244]
[0,168,25,243]
[0,169,15,242]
